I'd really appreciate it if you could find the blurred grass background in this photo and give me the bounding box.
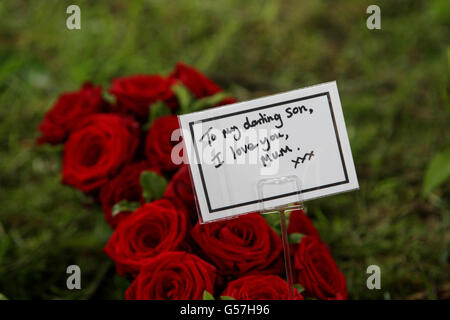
[0,0,449,299]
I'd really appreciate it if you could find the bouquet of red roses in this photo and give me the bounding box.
[36,62,347,300]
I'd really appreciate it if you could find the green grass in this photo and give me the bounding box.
[0,0,449,299]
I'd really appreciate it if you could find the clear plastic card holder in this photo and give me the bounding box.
[257,175,304,300]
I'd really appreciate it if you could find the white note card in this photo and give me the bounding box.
[178,81,359,222]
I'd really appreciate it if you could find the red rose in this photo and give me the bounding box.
[109,75,175,119]
[216,96,238,107]
[163,165,196,222]
[145,115,181,172]
[221,275,304,300]
[293,236,347,300]
[99,162,161,229]
[191,213,283,276]
[36,83,104,145]
[62,114,139,193]
[170,62,238,107]
[104,199,189,276]
[288,209,321,239]
[170,62,222,99]
[125,251,216,300]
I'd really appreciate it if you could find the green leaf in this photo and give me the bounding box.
[172,84,230,114]
[288,232,305,244]
[220,296,235,300]
[143,101,172,130]
[203,290,215,300]
[102,91,116,105]
[111,200,141,217]
[262,211,291,236]
[191,92,230,112]
[294,283,305,294]
[172,84,193,114]
[262,212,282,236]
[0,293,8,300]
[422,148,450,197]
[140,171,168,203]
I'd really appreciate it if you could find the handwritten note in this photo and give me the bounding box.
[179,81,358,223]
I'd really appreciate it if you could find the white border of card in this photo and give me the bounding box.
[178,81,359,223]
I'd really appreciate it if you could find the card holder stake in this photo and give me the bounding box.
[257,175,304,300]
